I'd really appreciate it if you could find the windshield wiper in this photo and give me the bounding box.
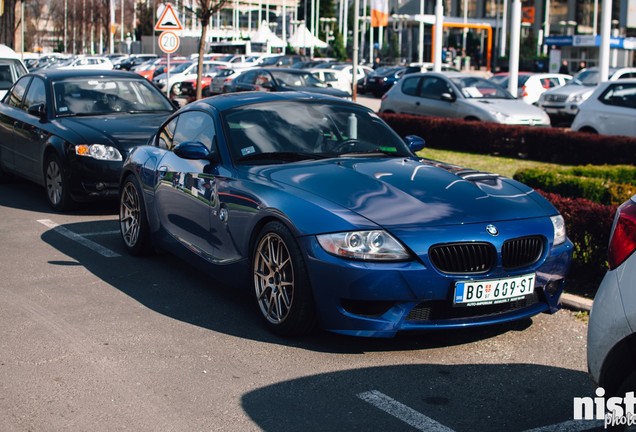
[337,148,402,157]
[237,151,327,163]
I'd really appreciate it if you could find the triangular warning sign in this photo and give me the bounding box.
[155,3,183,31]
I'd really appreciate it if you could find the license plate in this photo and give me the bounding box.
[454,273,535,307]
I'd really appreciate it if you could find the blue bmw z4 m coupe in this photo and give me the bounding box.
[118,91,573,338]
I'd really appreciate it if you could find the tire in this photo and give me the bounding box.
[44,153,75,212]
[607,370,636,431]
[119,175,152,256]
[251,221,317,336]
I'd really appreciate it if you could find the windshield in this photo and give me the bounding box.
[259,56,283,66]
[171,62,193,73]
[451,76,514,99]
[53,77,175,116]
[223,101,413,164]
[271,70,326,88]
[570,69,602,86]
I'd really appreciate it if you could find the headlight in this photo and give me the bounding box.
[569,94,583,103]
[317,230,410,261]
[490,110,511,123]
[75,144,123,161]
[551,215,567,246]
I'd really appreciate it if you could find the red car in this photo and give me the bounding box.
[174,75,214,103]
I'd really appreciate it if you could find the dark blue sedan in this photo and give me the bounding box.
[119,91,573,337]
[0,69,176,211]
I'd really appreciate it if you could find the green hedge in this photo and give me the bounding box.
[379,113,636,166]
[513,166,636,206]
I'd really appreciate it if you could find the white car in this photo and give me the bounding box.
[537,67,636,118]
[380,72,551,126]
[55,56,114,71]
[153,60,226,95]
[308,68,352,94]
[490,72,572,105]
[0,44,28,99]
[571,79,636,137]
[588,195,636,403]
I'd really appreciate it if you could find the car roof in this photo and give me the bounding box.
[184,91,360,113]
[26,69,148,80]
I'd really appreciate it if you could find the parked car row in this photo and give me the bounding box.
[0,66,574,339]
[3,64,636,405]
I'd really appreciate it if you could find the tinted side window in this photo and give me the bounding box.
[23,77,46,110]
[419,77,451,99]
[158,117,178,150]
[401,76,420,96]
[173,111,216,151]
[239,70,258,84]
[6,76,30,108]
[600,83,636,108]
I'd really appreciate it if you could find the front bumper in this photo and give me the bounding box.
[301,235,573,338]
[67,153,123,201]
[538,102,579,118]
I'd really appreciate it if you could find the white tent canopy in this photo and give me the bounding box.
[251,21,286,48]
[288,24,328,49]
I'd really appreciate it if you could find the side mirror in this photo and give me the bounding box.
[404,135,426,153]
[440,92,456,102]
[261,81,274,90]
[171,100,181,109]
[173,141,217,162]
[27,103,47,120]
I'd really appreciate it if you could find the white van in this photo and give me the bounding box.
[0,45,28,99]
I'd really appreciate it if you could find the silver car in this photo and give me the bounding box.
[571,79,636,137]
[537,67,636,119]
[588,195,636,405]
[380,72,550,126]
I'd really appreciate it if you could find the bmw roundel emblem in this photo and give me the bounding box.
[486,224,499,236]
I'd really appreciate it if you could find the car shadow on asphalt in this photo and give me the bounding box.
[241,364,602,432]
[39,218,540,355]
[0,177,118,216]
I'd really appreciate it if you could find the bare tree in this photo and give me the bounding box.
[191,0,229,100]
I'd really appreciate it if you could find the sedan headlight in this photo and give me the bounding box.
[317,230,410,261]
[75,144,123,161]
[551,215,567,246]
[490,110,511,123]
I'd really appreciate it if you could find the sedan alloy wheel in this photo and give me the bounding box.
[44,154,74,211]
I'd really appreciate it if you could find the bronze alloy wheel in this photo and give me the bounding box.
[120,181,141,249]
[251,222,317,336]
[119,176,151,255]
[253,232,295,325]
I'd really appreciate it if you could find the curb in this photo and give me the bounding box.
[560,293,594,312]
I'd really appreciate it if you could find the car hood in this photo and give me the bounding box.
[465,99,547,118]
[55,113,171,151]
[251,157,555,228]
[542,83,592,97]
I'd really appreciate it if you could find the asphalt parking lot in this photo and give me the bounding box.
[0,176,605,432]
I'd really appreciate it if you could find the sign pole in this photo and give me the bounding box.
[166,54,171,98]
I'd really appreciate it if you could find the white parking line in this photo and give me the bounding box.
[358,390,604,432]
[357,390,455,432]
[37,219,120,258]
[523,419,604,432]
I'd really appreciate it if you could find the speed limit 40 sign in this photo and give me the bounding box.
[158,31,180,54]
